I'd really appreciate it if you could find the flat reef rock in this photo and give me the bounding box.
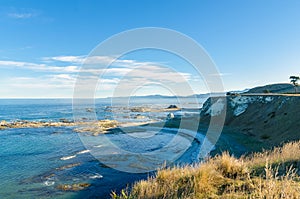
[0,119,119,135]
[0,120,75,129]
[73,120,119,135]
[56,183,91,191]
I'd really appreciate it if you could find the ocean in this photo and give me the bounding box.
[0,98,208,199]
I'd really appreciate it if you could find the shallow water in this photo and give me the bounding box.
[0,98,208,198]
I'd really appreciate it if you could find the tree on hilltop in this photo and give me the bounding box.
[290,76,300,93]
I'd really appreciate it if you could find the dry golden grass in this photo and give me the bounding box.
[246,141,300,169]
[112,141,300,199]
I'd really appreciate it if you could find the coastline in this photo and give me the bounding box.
[112,93,300,198]
[2,93,300,198]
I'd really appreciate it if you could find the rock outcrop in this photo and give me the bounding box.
[73,120,118,135]
[56,183,90,191]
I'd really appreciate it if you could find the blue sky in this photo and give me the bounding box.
[0,0,300,98]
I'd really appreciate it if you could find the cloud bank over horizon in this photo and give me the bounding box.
[0,54,208,98]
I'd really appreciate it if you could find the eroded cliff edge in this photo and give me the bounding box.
[200,94,300,153]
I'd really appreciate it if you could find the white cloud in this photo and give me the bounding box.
[0,60,28,67]
[1,55,201,97]
[8,12,35,19]
[99,78,120,84]
[9,74,120,92]
[11,77,73,89]
[209,72,231,77]
[62,66,79,72]
[0,60,79,73]
[6,8,39,19]
[77,64,192,85]
[50,74,76,81]
[106,65,192,83]
[43,55,115,65]
[43,55,86,64]
[97,65,197,97]
[43,55,159,69]
[85,56,116,65]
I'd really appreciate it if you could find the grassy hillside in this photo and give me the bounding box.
[112,141,300,199]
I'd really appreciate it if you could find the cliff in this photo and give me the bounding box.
[200,94,300,148]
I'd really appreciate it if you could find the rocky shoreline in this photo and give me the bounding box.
[0,105,183,135]
[0,119,75,129]
[0,119,119,135]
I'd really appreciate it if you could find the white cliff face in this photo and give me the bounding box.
[265,96,273,102]
[230,96,253,116]
[205,98,225,116]
[202,95,276,117]
[230,96,274,116]
[233,103,248,116]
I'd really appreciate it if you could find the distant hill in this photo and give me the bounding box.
[245,83,298,94]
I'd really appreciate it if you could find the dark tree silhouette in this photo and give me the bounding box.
[290,76,300,93]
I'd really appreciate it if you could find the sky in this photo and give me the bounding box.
[0,0,300,98]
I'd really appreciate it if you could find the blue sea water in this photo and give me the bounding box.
[0,98,206,199]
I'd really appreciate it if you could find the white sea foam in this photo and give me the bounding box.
[89,173,103,179]
[77,149,90,155]
[60,155,76,160]
[43,180,55,186]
